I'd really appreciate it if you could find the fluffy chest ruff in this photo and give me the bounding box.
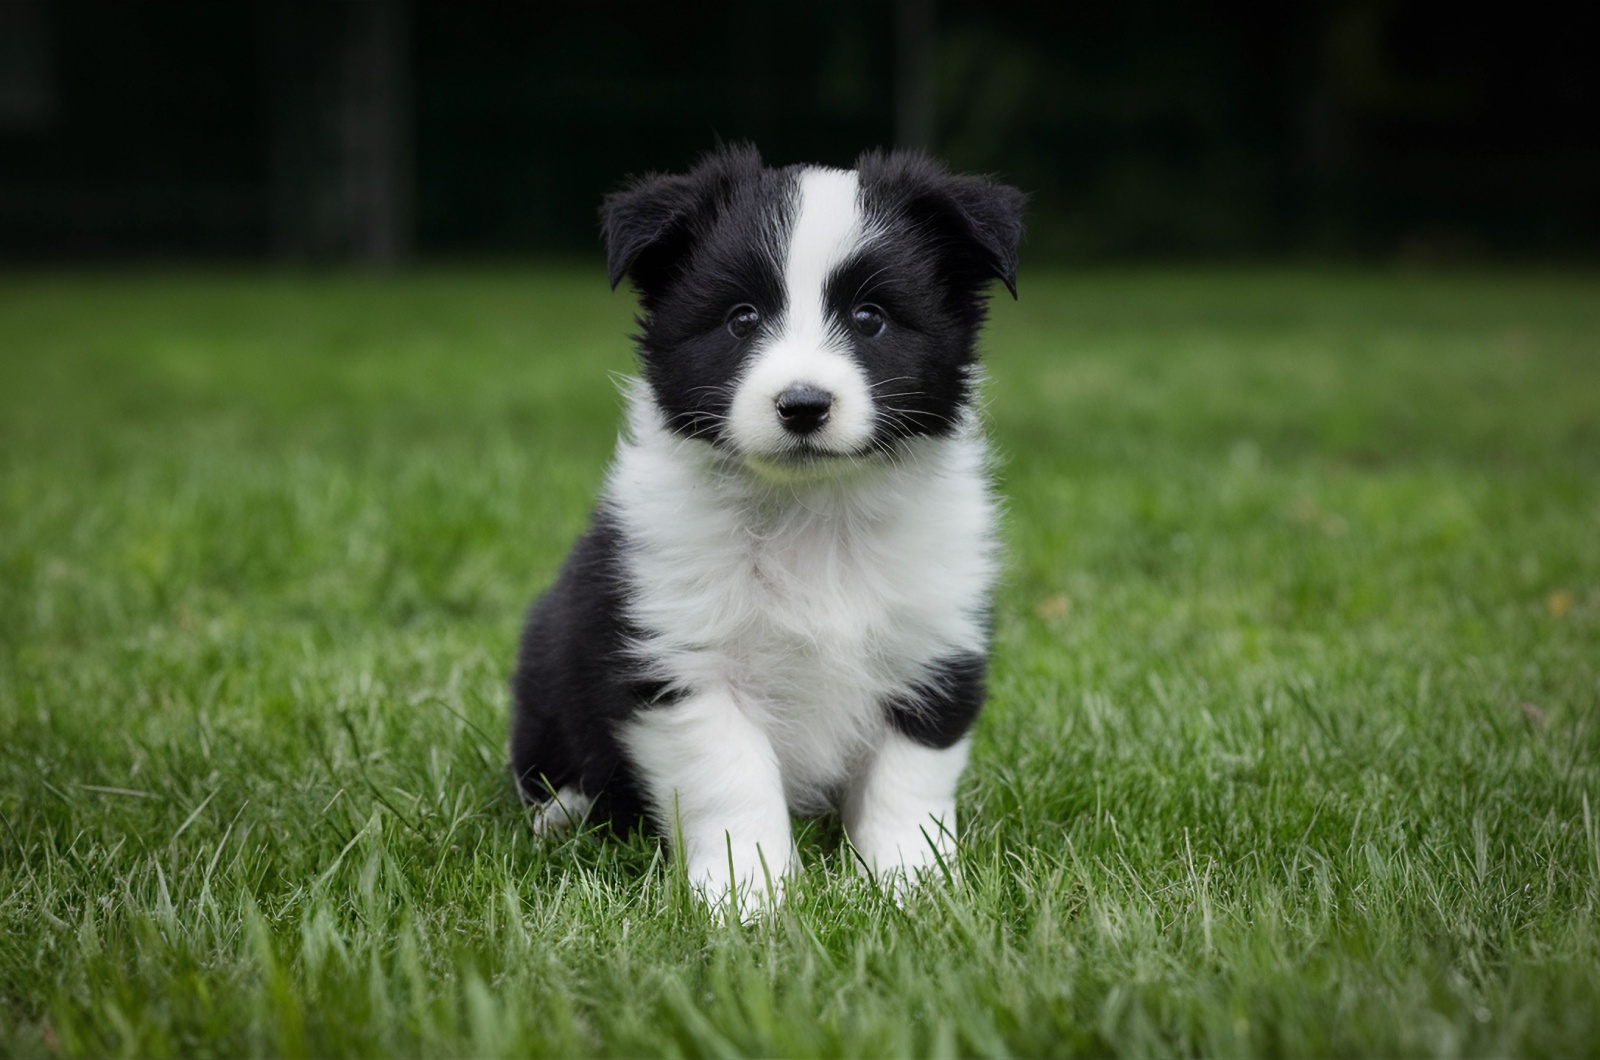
[609,398,998,814]
[509,144,1024,917]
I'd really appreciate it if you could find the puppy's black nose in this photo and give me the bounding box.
[775,385,833,435]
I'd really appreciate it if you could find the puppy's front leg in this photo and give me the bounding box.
[843,732,971,897]
[621,689,793,917]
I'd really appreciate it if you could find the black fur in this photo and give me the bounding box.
[883,653,988,750]
[509,508,649,830]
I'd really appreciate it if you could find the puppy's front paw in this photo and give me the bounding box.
[842,734,969,902]
[848,814,960,902]
[685,839,792,923]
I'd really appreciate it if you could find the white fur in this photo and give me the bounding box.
[726,167,877,457]
[611,382,997,906]
[842,732,970,895]
[618,687,794,917]
[523,785,594,836]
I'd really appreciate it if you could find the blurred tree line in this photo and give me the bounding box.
[0,0,1592,265]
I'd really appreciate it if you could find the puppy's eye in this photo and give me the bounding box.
[727,304,761,339]
[851,304,886,338]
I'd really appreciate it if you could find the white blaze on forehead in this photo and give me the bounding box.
[726,166,876,461]
[782,167,867,340]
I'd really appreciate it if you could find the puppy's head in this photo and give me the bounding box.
[603,145,1024,470]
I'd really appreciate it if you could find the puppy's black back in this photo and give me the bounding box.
[509,510,647,830]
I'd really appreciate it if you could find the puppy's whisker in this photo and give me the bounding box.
[848,265,895,306]
[867,376,918,392]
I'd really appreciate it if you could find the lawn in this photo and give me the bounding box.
[1,267,1597,1058]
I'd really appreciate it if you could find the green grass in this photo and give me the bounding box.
[2,266,1597,1058]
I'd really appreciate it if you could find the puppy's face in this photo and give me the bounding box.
[603,147,1024,469]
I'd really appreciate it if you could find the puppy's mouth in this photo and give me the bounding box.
[674,413,867,463]
[736,437,889,481]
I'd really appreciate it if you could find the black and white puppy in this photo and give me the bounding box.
[510,145,1024,913]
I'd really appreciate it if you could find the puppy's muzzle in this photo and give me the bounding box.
[774,384,833,436]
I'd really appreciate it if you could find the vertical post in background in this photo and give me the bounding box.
[263,0,412,267]
[894,0,936,153]
[348,0,411,267]
[0,0,57,130]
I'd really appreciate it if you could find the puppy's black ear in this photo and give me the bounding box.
[601,173,698,293]
[856,151,1027,299]
[601,144,765,300]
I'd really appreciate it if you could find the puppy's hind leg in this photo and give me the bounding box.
[620,689,794,920]
[520,783,595,837]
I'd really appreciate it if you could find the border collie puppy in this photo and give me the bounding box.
[511,145,1024,914]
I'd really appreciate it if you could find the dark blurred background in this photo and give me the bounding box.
[1,0,1594,266]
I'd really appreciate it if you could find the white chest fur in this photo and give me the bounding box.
[606,398,998,811]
